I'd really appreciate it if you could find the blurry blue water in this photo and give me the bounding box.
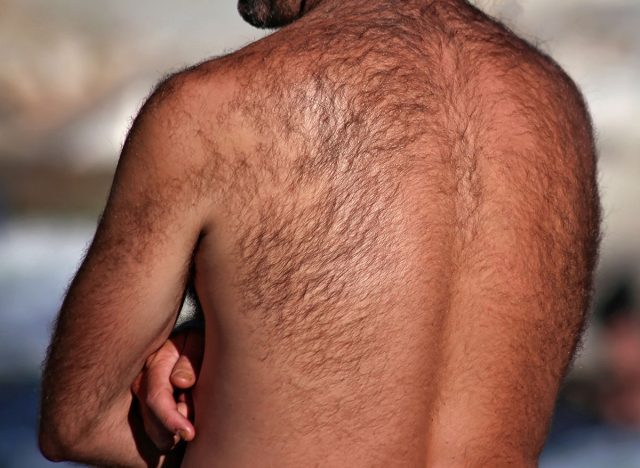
[0,218,93,467]
[1,217,640,467]
[542,425,640,468]
[542,401,640,467]
[0,380,75,468]
[0,218,94,377]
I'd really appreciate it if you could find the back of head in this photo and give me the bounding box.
[237,0,310,28]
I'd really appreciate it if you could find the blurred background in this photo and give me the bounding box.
[0,0,638,466]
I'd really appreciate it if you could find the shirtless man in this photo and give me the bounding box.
[38,0,601,466]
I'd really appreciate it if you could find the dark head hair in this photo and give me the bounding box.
[596,277,637,327]
[238,0,307,28]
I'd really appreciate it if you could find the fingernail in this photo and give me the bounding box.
[172,371,189,381]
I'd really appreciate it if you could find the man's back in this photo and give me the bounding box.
[173,1,600,466]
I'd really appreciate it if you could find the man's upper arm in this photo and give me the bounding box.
[40,72,212,455]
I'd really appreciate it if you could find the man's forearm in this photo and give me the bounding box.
[39,387,163,467]
[38,274,167,466]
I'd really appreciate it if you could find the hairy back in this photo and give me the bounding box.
[185,1,600,465]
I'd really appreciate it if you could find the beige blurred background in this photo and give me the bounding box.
[0,1,638,466]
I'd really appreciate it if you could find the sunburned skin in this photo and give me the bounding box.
[176,1,600,466]
[38,0,600,466]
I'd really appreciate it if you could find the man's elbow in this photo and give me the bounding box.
[38,411,91,462]
[38,421,73,462]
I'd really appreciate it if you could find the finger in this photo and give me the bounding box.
[171,329,204,388]
[146,361,195,440]
[137,394,180,451]
[174,387,196,426]
[146,385,195,443]
[133,349,174,450]
[175,401,195,441]
[137,339,193,449]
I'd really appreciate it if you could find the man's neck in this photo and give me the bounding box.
[301,0,468,17]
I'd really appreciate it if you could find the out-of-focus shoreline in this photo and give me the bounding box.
[0,161,112,218]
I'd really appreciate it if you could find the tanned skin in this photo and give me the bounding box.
[39,0,600,466]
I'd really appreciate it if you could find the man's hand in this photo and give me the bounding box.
[132,328,204,452]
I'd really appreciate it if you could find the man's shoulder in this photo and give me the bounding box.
[472,19,593,142]
[131,51,264,164]
[453,23,595,174]
[435,22,599,236]
[144,57,241,126]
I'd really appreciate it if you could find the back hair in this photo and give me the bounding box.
[190,0,600,351]
[142,0,600,337]
[164,0,599,452]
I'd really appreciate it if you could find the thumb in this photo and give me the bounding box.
[171,329,204,389]
[171,355,196,388]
